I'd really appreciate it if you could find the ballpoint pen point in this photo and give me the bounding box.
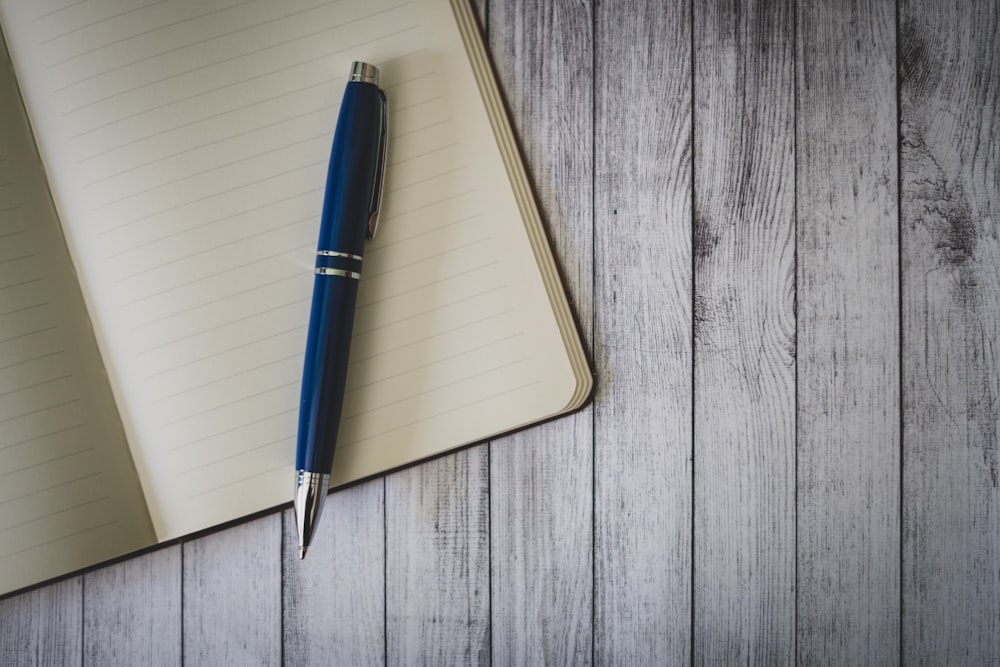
[299,546,308,560]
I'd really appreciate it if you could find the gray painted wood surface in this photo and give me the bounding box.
[1,0,998,665]
[593,0,692,665]
[900,0,999,664]
[693,0,797,662]
[796,1,900,664]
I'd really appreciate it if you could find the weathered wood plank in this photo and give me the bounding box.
[692,0,796,663]
[385,449,489,666]
[900,0,1000,663]
[592,0,692,664]
[0,578,81,667]
[182,515,281,666]
[795,1,901,664]
[487,0,595,664]
[82,546,181,666]
[283,481,385,666]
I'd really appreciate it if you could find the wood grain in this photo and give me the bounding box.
[900,0,1000,663]
[795,1,901,664]
[385,449,489,666]
[593,0,692,664]
[692,0,797,663]
[0,578,81,667]
[283,480,385,666]
[181,515,281,666]
[82,546,181,666]
[487,0,595,663]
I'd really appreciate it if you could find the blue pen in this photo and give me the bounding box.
[294,62,387,559]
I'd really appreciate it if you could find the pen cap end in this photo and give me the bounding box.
[350,61,379,86]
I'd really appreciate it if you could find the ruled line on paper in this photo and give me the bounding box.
[364,237,490,281]
[114,209,315,283]
[104,186,319,252]
[0,302,50,318]
[137,297,309,356]
[84,102,337,187]
[353,285,506,335]
[131,274,303,330]
[0,519,119,561]
[99,158,325,236]
[32,0,87,24]
[161,379,298,428]
[0,374,72,400]
[93,132,329,211]
[350,307,516,365]
[0,254,34,265]
[68,43,426,147]
[0,495,110,534]
[113,216,312,284]
[375,189,476,225]
[0,471,102,506]
[343,357,529,422]
[0,423,85,453]
[46,0,257,69]
[143,324,306,381]
[0,398,80,427]
[60,5,415,116]
[83,64,446,194]
[41,0,165,46]
[366,213,483,256]
[50,0,298,85]
[170,407,295,452]
[78,76,339,163]
[182,463,287,500]
[151,352,303,404]
[176,434,291,475]
[390,118,453,142]
[356,260,500,311]
[0,447,95,480]
[347,332,524,395]
[120,253,303,308]
[0,325,57,345]
[389,94,444,116]
[0,277,42,292]
[0,205,23,215]
[388,141,460,168]
[0,350,65,373]
[384,70,435,91]
[383,166,468,199]
[66,26,422,138]
[346,380,541,445]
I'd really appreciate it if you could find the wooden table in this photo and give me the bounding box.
[2,0,997,664]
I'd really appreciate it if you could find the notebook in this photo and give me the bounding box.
[0,0,591,596]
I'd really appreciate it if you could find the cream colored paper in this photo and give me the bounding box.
[0,32,155,595]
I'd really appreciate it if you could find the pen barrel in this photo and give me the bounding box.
[318,80,386,255]
[296,273,359,472]
[296,73,385,475]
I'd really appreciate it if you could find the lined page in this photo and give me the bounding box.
[0,0,578,540]
[0,32,155,595]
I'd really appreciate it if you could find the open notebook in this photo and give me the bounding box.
[0,0,591,596]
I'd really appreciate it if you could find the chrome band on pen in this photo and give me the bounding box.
[350,62,379,85]
[317,250,363,261]
[315,267,361,279]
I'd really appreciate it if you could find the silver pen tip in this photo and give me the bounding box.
[293,470,329,560]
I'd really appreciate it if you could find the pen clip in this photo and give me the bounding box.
[367,88,388,240]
